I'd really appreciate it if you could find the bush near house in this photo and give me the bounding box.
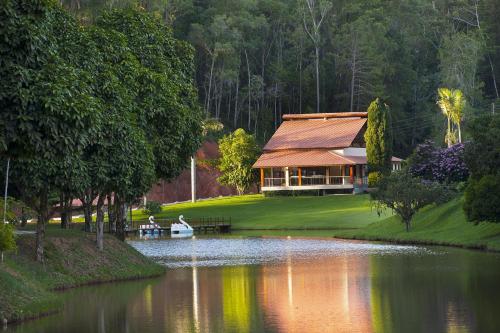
[408,140,468,183]
[463,113,500,223]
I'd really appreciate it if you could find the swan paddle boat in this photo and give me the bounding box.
[171,215,194,238]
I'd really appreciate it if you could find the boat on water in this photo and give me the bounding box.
[139,215,160,235]
[171,215,194,238]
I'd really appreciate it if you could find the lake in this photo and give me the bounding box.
[7,235,500,333]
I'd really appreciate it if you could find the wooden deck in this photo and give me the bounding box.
[127,217,232,235]
[80,217,231,235]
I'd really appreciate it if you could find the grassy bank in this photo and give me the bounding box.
[334,197,500,251]
[136,194,380,229]
[0,227,164,323]
[141,194,500,251]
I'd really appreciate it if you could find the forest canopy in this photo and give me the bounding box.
[61,0,500,157]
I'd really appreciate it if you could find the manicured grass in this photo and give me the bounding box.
[0,226,164,322]
[138,194,381,229]
[142,194,500,251]
[334,197,500,251]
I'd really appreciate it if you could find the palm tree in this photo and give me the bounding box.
[437,88,465,147]
[450,90,465,143]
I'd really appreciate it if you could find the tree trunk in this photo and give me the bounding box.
[405,219,411,232]
[80,190,95,232]
[206,55,216,116]
[299,39,303,114]
[447,117,452,148]
[114,196,127,241]
[107,194,115,233]
[315,46,320,113]
[458,122,462,144]
[274,84,277,130]
[234,75,239,127]
[35,190,49,262]
[96,194,105,251]
[350,45,357,113]
[245,49,251,130]
[20,207,27,227]
[83,201,92,232]
[60,194,67,229]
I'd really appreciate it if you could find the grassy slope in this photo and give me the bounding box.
[334,197,500,251]
[0,227,164,322]
[136,194,380,229]
[141,194,500,250]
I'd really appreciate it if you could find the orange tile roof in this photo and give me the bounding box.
[253,149,356,168]
[263,117,366,151]
[253,149,403,168]
[282,112,367,120]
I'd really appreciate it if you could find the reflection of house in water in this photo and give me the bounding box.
[257,255,373,333]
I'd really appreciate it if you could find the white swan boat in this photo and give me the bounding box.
[139,215,160,235]
[171,215,194,238]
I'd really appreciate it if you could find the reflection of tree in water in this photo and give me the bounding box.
[9,278,158,333]
[222,266,265,333]
[369,249,500,333]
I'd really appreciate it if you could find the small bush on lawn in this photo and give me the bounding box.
[143,201,162,216]
[464,174,500,223]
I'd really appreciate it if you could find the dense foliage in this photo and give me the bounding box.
[371,171,452,231]
[0,223,16,263]
[143,201,162,217]
[218,129,259,195]
[61,0,500,157]
[464,113,500,222]
[365,98,392,186]
[437,88,465,147]
[408,141,468,183]
[0,2,202,259]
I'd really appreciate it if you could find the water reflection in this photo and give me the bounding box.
[6,238,500,333]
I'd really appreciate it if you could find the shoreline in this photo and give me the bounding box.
[228,228,500,253]
[0,229,165,325]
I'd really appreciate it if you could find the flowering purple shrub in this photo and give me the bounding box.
[408,141,468,183]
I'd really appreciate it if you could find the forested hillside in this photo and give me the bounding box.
[62,0,500,156]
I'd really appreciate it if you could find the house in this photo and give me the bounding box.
[252,112,402,194]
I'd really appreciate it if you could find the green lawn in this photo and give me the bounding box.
[138,194,380,230]
[334,197,500,251]
[140,194,500,251]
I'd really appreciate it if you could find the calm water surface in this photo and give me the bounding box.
[7,235,500,333]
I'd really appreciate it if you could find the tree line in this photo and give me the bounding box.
[61,0,500,156]
[0,1,202,261]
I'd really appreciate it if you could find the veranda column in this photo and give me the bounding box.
[325,167,330,185]
[298,167,302,186]
[285,167,290,186]
[260,168,264,188]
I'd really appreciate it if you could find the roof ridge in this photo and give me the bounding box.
[282,112,367,120]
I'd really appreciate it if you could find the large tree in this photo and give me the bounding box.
[94,7,202,239]
[371,171,451,231]
[464,113,500,222]
[0,0,101,262]
[364,98,393,186]
[217,128,259,195]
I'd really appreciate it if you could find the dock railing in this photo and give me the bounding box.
[81,216,231,233]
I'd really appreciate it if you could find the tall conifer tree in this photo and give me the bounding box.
[364,98,393,186]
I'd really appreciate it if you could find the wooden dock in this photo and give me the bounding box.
[126,217,232,235]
